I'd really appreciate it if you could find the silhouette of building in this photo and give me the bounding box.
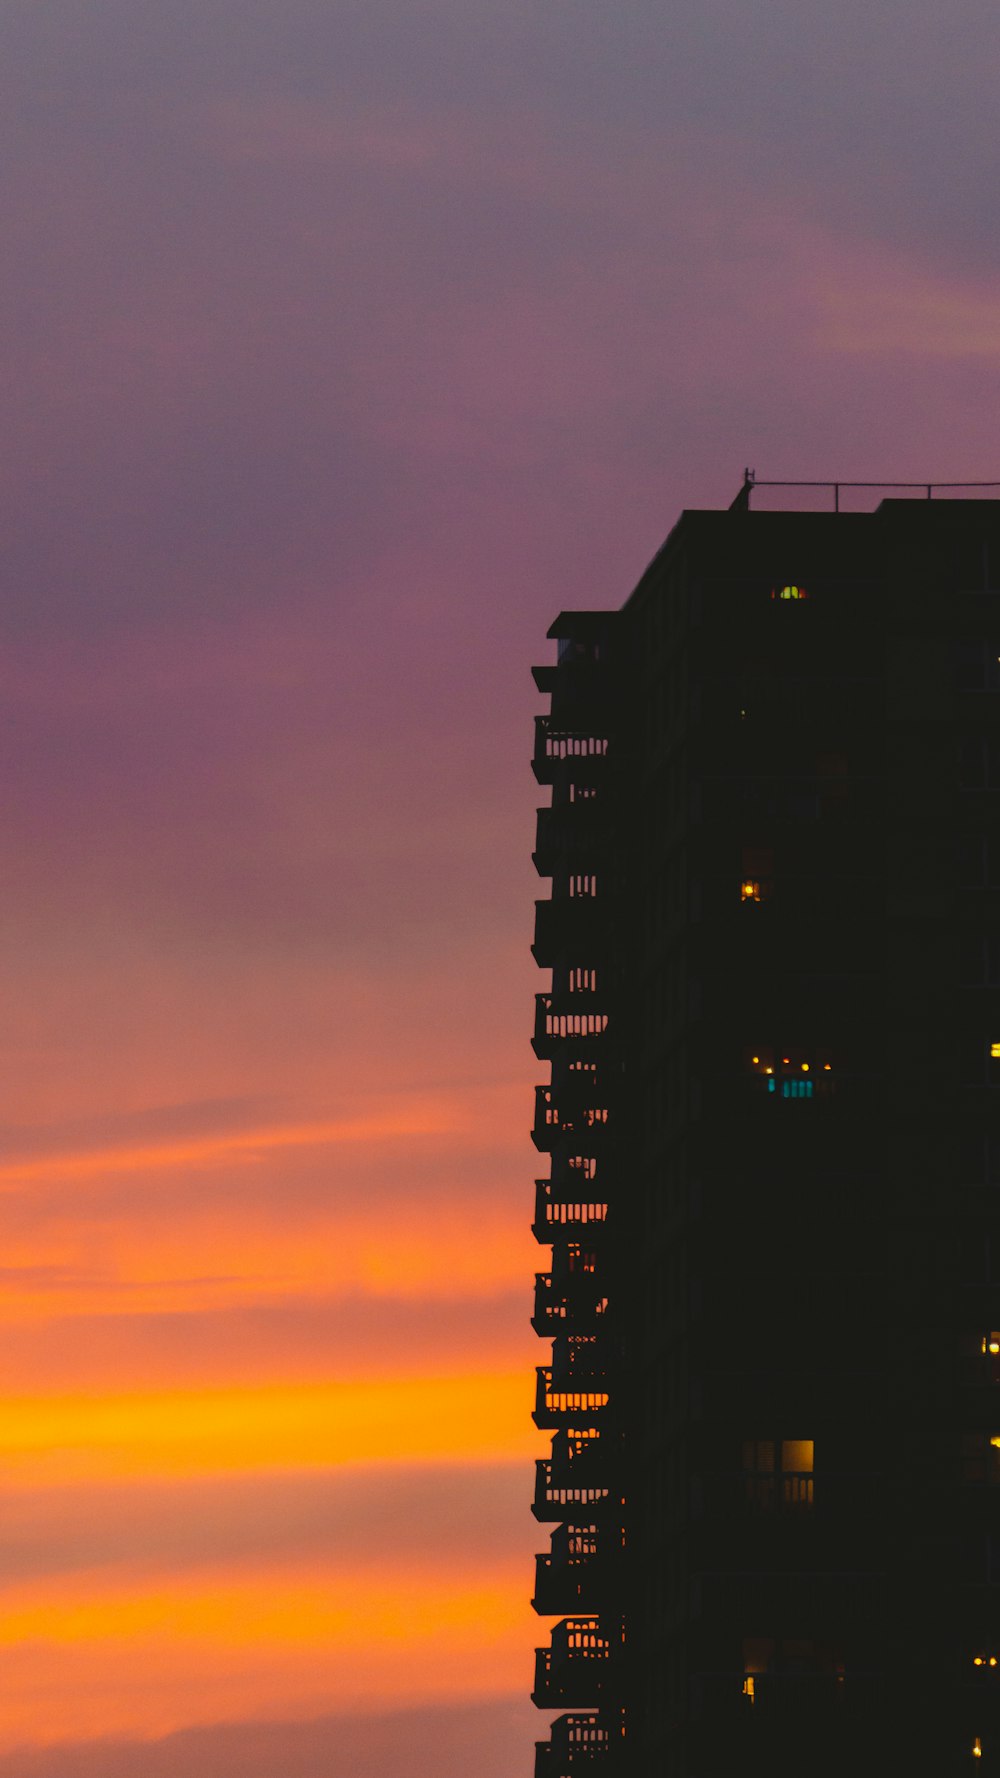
[530,481,1000,1775]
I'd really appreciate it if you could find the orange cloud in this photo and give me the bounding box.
[0,1559,531,1750]
[0,1208,531,1324]
[0,1369,539,1484]
[0,1223,530,1322]
[0,1102,465,1190]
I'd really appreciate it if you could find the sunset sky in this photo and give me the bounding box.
[4,2,1000,1772]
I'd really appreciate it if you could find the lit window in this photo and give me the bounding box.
[749,1048,833,1096]
[743,1438,814,1508]
[771,1078,814,1099]
[974,1737,983,1759]
[771,585,808,601]
[742,1675,755,1704]
[983,1335,1000,1356]
[741,847,773,903]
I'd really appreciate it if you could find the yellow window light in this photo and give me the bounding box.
[991,1657,997,1668]
[992,1042,1000,1059]
[990,1436,1000,1449]
[823,1063,832,1071]
[801,1063,809,1072]
[743,1676,755,1703]
[992,1338,1000,1355]
[975,1656,985,1666]
[974,1737,983,1759]
[741,879,761,902]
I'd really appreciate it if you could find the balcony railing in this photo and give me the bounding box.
[533,1179,609,1243]
[533,717,610,786]
[532,1618,620,1707]
[533,1084,610,1152]
[534,1367,611,1429]
[533,1552,614,1615]
[533,803,610,875]
[533,994,611,1059]
[533,1457,613,1522]
[532,898,609,969]
[549,1335,610,1387]
[533,1525,622,1615]
[533,1271,609,1335]
[535,1711,625,1774]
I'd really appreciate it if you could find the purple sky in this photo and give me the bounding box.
[3,2,999,1772]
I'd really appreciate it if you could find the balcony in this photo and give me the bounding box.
[533,1084,610,1154]
[549,1335,610,1387]
[533,1179,609,1244]
[532,1456,613,1522]
[532,898,608,970]
[533,1270,609,1336]
[535,1712,624,1775]
[532,1525,620,1615]
[533,994,611,1060]
[532,716,610,786]
[533,804,610,876]
[534,1366,611,1430]
[532,1618,620,1708]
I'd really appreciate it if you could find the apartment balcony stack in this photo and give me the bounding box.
[531,613,625,1775]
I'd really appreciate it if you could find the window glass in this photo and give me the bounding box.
[781,1439,814,1473]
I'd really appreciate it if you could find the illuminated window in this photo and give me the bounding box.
[742,1636,843,1697]
[771,585,809,601]
[974,1736,983,1759]
[984,1334,1000,1356]
[740,847,772,904]
[771,1077,814,1099]
[748,1047,834,1097]
[743,1438,814,1508]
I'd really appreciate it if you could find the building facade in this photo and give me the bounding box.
[530,490,1000,1775]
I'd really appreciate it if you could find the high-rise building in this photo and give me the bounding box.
[530,482,1000,1776]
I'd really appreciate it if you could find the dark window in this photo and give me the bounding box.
[960,1037,1000,1085]
[959,833,1000,886]
[958,640,1000,691]
[960,735,1000,789]
[963,1432,1000,1484]
[959,936,1000,984]
[959,1130,1000,1185]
